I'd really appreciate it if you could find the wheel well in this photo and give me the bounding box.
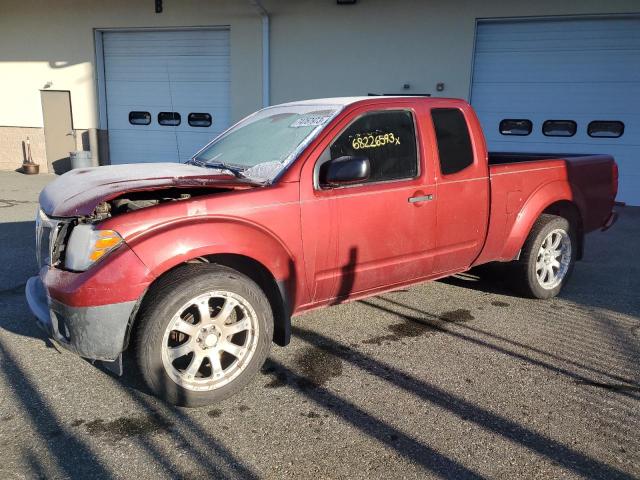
[202,254,290,347]
[125,254,291,352]
[542,201,584,259]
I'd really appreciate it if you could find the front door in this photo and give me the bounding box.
[41,90,76,173]
[301,106,437,303]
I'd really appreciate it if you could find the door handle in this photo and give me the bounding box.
[408,194,433,203]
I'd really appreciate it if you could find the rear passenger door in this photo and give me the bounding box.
[430,107,490,273]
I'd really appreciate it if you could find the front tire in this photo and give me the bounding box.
[135,264,273,407]
[511,214,576,299]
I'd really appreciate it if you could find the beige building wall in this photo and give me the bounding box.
[0,0,263,128]
[267,0,640,103]
[0,0,264,172]
[0,0,638,171]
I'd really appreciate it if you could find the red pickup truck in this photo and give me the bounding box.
[26,96,617,406]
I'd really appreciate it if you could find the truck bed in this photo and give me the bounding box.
[488,152,594,165]
[474,152,617,265]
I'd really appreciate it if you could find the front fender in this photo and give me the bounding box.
[126,216,297,287]
[501,180,586,260]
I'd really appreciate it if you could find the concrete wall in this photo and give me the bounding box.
[0,0,638,172]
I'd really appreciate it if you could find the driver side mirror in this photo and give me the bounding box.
[320,156,370,188]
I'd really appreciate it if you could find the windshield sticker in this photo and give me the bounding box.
[290,114,332,128]
[351,132,400,150]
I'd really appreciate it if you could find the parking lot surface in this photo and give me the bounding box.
[0,170,638,479]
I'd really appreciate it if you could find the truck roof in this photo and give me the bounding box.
[277,96,371,107]
[280,96,443,106]
[276,96,465,109]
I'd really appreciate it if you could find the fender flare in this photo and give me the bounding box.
[501,180,586,260]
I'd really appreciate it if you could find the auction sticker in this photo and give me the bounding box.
[290,114,332,128]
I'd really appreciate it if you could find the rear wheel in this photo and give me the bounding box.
[511,214,576,299]
[135,264,273,407]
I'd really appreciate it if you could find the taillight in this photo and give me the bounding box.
[612,162,619,200]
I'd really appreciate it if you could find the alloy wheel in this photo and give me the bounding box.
[161,291,259,391]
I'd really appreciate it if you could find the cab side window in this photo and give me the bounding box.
[431,108,474,175]
[326,110,418,183]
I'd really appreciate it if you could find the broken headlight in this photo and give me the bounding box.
[64,224,123,271]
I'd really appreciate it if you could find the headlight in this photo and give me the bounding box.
[64,224,123,271]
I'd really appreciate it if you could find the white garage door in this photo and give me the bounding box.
[103,29,231,164]
[471,17,640,205]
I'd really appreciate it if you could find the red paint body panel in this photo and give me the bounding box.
[475,155,616,264]
[42,244,154,307]
[297,100,437,304]
[429,101,490,273]
[100,182,308,306]
[38,162,259,217]
[39,97,617,317]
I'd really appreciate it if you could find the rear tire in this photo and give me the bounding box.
[510,214,576,299]
[135,264,273,407]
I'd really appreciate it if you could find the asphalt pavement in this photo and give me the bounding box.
[0,170,638,479]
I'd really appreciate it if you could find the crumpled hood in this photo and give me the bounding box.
[40,163,260,217]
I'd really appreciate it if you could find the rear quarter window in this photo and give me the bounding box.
[431,108,474,175]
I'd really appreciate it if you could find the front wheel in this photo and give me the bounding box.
[135,264,273,407]
[511,214,576,299]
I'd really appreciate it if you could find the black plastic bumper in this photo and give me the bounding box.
[25,276,137,362]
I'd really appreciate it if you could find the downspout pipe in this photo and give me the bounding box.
[250,0,270,107]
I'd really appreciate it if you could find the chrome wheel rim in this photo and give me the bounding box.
[536,229,571,290]
[161,291,259,392]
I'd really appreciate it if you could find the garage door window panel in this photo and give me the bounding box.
[431,108,474,176]
[323,110,418,185]
[499,119,532,136]
[158,112,181,126]
[129,111,151,126]
[542,120,577,137]
[588,121,624,138]
[188,113,212,127]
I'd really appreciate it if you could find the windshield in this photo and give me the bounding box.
[191,104,342,182]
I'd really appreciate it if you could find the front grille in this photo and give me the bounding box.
[36,223,52,268]
[35,210,70,269]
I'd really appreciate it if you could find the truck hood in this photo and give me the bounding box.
[40,163,262,217]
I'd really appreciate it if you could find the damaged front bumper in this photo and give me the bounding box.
[25,275,137,373]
